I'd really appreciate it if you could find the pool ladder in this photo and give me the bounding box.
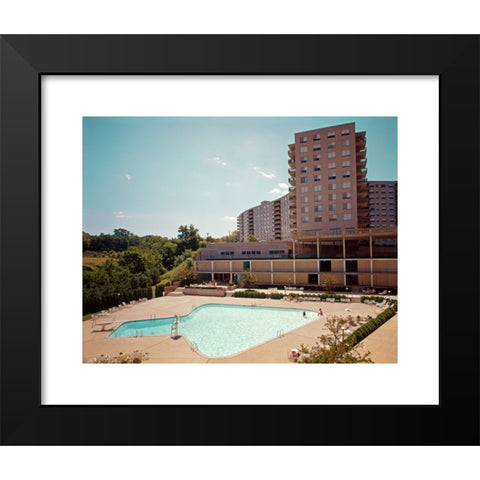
[277,329,285,338]
[171,315,180,338]
[190,341,199,352]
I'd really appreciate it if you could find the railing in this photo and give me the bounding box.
[298,226,397,238]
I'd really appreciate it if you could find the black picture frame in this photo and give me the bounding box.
[1,35,478,446]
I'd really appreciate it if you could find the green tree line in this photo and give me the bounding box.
[83,225,208,314]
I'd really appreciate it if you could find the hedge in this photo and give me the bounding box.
[233,290,268,299]
[83,286,153,315]
[346,303,398,346]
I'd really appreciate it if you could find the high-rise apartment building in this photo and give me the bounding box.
[203,122,398,291]
[288,122,369,236]
[368,181,398,228]
[237,193,290,242]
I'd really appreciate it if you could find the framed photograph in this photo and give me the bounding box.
[1,35,478,445]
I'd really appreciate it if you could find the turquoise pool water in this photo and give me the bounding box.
[109,304,319,357]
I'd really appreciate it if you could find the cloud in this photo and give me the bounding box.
[268,183,289,196]
[211,156,227,167]
[252,165,276,179]
[124,173,132,181]
[222,216,237,221]
[113,211,132,219]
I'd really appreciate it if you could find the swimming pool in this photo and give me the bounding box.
[109,304,319,357]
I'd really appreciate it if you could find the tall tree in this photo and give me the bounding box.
[177,224,200,253]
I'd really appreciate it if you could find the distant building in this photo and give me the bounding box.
[368,181,398,228]
[237,193,290,242]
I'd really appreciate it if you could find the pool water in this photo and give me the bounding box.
[109,304,319,357]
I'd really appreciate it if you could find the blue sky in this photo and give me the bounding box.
[83,117,397,238]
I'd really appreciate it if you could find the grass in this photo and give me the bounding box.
[83,256,114,269]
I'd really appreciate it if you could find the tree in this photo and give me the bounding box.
[219,231,239,243]
[113,228,133,238]
[298,316,372,363]
[247,233,258,242]
[321,274,335,292]
[177,224,201,253]
[241,269,257,288]
[118,250,146,274]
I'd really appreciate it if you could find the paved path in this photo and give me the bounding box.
[356,314,398,363]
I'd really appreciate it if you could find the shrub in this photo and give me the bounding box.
[83,286,152,315]
[269,292,284,300]
[346,305,397,346]
[233,290,267,299]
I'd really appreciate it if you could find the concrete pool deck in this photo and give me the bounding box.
[83,294,397,363]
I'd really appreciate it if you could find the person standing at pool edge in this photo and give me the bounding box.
[319,308,323,316]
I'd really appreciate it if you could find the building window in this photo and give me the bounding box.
[328,183,337,191]
[341,150,350,157]
[341,129,350,136]
[301,167,308,173]
[314,175,321,182]
[342,160,351,167]
[313,144,321,151]
[329,214,337,221]
[300,146,308,153]
[341,139,350,146]
[314,185,322,192]
[343,202,352,210]
[301,156,307,163]
[327,142,335,149]
[328,204,337,211]
[300,186,308,193]
[313,155,321,161]
[314,205,322,212]
[342,171,350,178]
[301,196,308,203]
[315,216,322,222]
[313,134,321,141]
[301,217,309,223]
[328,173,336,180]
[327,152,336,159]
[300,136,307,143]
[327,131,335,138]
[343,213,352,220]
[328,162,336,169]
[328,193,336,201]
[314,195,322,202]
[342,182,351,189]
[301,206,309,213]
[301,177,308,183]
[314,165,321,171]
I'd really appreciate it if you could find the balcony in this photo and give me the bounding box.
[288,150,295,158]
[356,149,366,160]
[288,186,296,192]
[288,157,295,166]
[357,168,367,179]
[288,168,296,175]
[288,177,296,186]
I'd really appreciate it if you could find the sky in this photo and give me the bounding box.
[83,116,397,238]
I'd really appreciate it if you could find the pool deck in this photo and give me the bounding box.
[83,294,397,363]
